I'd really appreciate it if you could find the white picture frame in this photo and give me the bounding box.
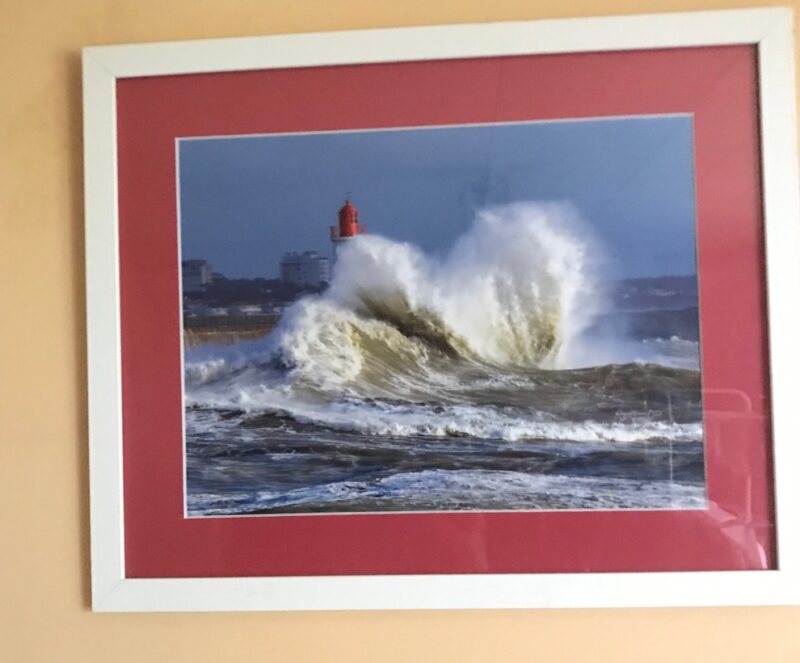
[84,7,800,611]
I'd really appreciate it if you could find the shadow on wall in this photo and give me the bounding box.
[66,48,92,610]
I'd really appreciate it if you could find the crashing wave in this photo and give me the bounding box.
[183,202,702,445]
[266,202,602,394]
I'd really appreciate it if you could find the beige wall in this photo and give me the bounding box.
[3,0,800,660]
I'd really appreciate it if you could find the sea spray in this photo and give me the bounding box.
[267,202,605,394]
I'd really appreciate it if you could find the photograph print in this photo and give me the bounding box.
[178,115,706,517]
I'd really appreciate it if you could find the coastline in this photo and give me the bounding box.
[183,315,277,346]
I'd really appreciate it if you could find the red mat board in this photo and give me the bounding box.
[116,45,774,577]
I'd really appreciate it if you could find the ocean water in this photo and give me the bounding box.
[184,203,705,516]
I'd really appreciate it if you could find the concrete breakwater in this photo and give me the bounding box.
[183,314,279,346]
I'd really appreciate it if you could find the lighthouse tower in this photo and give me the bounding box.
[330,199,366,255]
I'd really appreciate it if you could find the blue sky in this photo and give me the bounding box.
[178,116,697,279]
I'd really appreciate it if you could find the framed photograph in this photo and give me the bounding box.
[84,7,800,611]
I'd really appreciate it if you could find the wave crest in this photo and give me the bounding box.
[270,202,602,392]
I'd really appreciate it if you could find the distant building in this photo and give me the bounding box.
[279,251,331,289]
[182,298,209,317]
[229,303,263,316]
[182,259,213,293]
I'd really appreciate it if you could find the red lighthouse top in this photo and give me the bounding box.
[331,199,365,240]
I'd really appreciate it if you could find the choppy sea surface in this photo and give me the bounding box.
[184,204,706,516]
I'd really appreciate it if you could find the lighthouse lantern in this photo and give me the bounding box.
[330,199,366,253]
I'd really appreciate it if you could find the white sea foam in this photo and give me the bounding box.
[184,357,230,385]
[187,468,707,515]
[184,202,701,447]
[186,384,700,444]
